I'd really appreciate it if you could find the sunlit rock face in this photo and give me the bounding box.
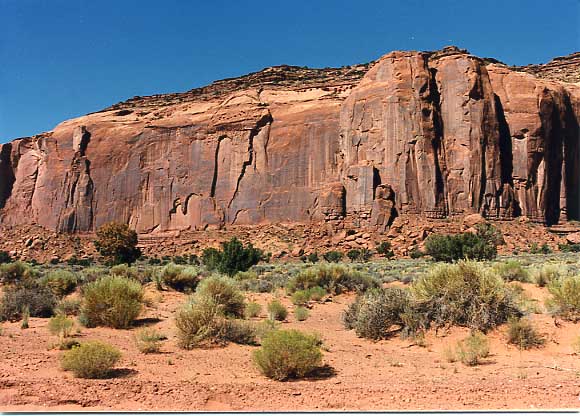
[1,47,578,232]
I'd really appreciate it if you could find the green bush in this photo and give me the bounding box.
[244,302,262,318]
[532,263,567,287]
[237,278,274,293]
[506,317,545,349]
[493,260,529,282]
[222,319,258,345]
[347,249,361,262]
[0,262,36,285]
[253,329,323,381]
[195,275,245,318]
[56,297,81,316]
[61,341,121,378]
[41,270,79,297]
[0,281,57,321]
[267,300,288,321]
[291,290,311,306]
[307,286,326,301]
[411,261,521,331]
[161,264,201,292]
[425,228,498,262]
[455,332,490,366]
[175,297,226,349]
[0,251,11,264]
[48,313,75,339]
[306,252,319,263]
[343,287,413,340]
[530,242,552,254]
[287,264,378,295]
[409,247,424,259]
[376,241,394,258]
[134,328,165,353]
[80,276,143,329]
[294,306,310,321]
[546,275,580,322]
[201,238,263,276]
[559,243,580,253]
[323,251,343,263]
[80,267,109,286]
[93,222,141,265]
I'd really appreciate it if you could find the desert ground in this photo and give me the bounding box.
[1,253,580,411]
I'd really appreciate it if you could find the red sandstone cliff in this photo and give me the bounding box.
[0,47,578,233]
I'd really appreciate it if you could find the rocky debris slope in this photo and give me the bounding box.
[0,47,579,235]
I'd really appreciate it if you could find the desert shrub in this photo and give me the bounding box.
[506,317,545,349]
[267,300,288,321]
[294,306,310,321]
[48,313,75,339]
[244,302,262,318]
[425,229,497,262]
[376,241,394,258]
[323,251,343,263]
[0,261,36,285]
[411,261,521,331]
[291,290,311,306]
[530,242,551,254]
[306,252,319,263]
[253,329,323,381]
[20,306,29,329]
[201,238,263,276]
[61,341,121,378]
[347,249,361,262]
[234,270,258,281]
[134,328,165,353]
[474,223,504,246]
[559,243,580,253]
[80,276,143,329]
[80,267,109,286]
[455,332,490,366]
[175,297,226,349]
[59,339,81,350]
[307,286,326,302]
[93,222,141,265]
[56,297,82,316]
[195,275,245,318]
[532,263,567,287]
[493,260,529,282]
[41,270,79,297]
[546,275,580,322]
[223,319,258,345]
[287,264,378,295]
[161,263,200,292]
[343,287,413,340]
[409,247,424,259]
[237,278,274,293]
[0,281,57,321]
[0,251,11,264]
[109,264,140,281]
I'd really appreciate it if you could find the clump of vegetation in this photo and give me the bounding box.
[56,297,81,316]
[222,319,258,345]
[291,290,311,306]
[253,329,323,381]
[294,306,310,321]
[454,332,490,366]
[286,264,378,295]
[267,300,288,321]
[409,247,424,259]
[532,263,567,287]
[41,270,79,297]
[0,280,57,321]
[134,328,165,353]
[244,302,262,318]
[343,287,413,340]
[530,242,552,254]
[424,224,501,262]
[93,222,141,265]
[195,275,246,318]
[307,286,326,302]
[21,306,30,329]
[411,261,521,331]
[161,264,201,292]
[323,251,343,263]
[48,313,75,341]
[175,297,226,349]
[80,276,144,329]
[0,261,36,285]
[0,250,12,264]
[201,238,263,276]
[559,243,580,253]
[546,275,580,322]
[376,241,394,258]
[306,252,319,263]
[61,341,122,378]
[506,317,545,349]
[493,260,529,282]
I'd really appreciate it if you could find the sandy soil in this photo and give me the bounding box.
[1,283,579,411]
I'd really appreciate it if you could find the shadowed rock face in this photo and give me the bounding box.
[1,47,579,233]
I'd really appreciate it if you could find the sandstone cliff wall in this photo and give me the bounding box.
[1,48,578,233]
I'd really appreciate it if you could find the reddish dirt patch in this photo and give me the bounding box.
[1,285,579,411]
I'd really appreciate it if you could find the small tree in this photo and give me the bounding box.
[201,238,263,276]
[93,222,141,265]
[376,241,394,258]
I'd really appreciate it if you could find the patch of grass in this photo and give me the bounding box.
[41,270,79,297]
[134,328,165,353]
[61,341,121,378]
[253,329,323,381]
[175,297,226,349]
[291,290,310,306]
[223,319,258,345]
[307,286,326,301]
[267,300,288,321]
[546,275,580,322]
[56,297,81,316]
[506,317,545,349]
[455,332,490,366]
[294,306,310,321]
[287,264,378,295]
[532,263,567,287]
[244,302,262,318]
[493,260,529,282]
[80,275,143,329]
[48,314,75,340]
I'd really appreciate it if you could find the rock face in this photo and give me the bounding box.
[1,47,579,233]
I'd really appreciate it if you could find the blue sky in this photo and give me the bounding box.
[1,0,578,142]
